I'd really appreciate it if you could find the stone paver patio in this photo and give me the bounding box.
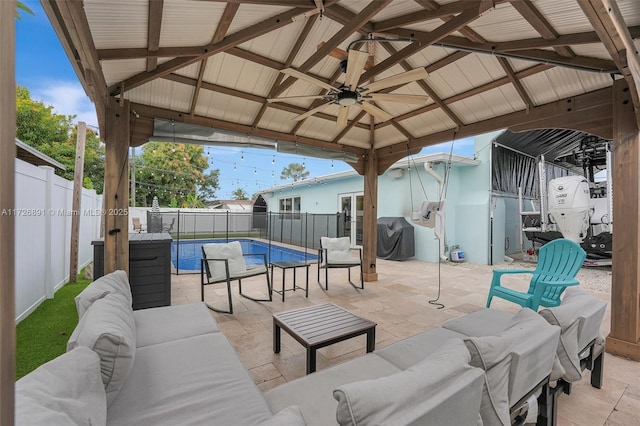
[171,258,639,426]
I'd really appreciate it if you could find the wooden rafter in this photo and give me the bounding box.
[252,14,318,128]
[163,73,371,130]
[386,28,618,73]
[271,0,392,98]
[359,6,487,86]
[377,63,551,129]
[511,1,575,58]
[376,87,613,168]
[578,0,640,127]
[497,57,535,110]
[110,6,308,95]
[129,102,365,159]
[189,3,239,117]
[146,0,163,72]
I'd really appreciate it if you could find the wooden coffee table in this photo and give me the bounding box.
[273,303,377,374]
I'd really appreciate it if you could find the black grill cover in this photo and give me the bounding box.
[377,217,415,260]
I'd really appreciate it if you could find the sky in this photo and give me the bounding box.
[15,0,476,200]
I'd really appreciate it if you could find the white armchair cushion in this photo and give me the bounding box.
[203,241,248,282]
[321,237,359,264]
[75,270,132,318]
[333,339,483,426]
[16,347,107,426]
[67,292,136,406]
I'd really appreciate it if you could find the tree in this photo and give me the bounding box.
[16,2,34,20]
[280,162,309,182]
[16,86,73,150]
[182,194,206,208]
[232,188,248,200]
[134,141,210,206]
[198,169,220,201]
[16,87,105,192]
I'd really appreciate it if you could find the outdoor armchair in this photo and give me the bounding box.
[201,241,271,314]
[317,236,364,290]
[132,217,144,232]
[486,238,586,311]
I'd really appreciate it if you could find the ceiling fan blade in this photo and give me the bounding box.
[267,95,327,103]
[360,102,393,122]
[368,93,430,105]
[344,49,369,90]
[281,68,335,91]
[361,68,429,93]
[337,105,350,128]
[317,41,347,60]
[292,102,332,121]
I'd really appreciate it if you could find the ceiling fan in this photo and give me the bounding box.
[267,48,430,128]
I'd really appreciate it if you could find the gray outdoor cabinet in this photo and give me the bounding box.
[92,233,172,310]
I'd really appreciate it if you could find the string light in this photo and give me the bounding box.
[233,163,236,171]
[240,151,244,161]
[254,167,257,175]
[331,160,334,169]
[271,155,275,165]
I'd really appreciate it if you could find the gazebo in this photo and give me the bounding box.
[1,0,640,421]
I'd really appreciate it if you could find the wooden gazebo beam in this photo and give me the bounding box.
[0,3,15,422]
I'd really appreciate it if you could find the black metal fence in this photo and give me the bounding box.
[148,210,347,274]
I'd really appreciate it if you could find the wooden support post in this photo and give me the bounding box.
[363,115,378,282]
[0,1,15,423]
[103,98,130,275]
[69,122,87,282]
[607,79,640,361]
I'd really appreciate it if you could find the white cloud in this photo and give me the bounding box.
[31,80,99,130]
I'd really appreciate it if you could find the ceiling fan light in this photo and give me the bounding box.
[339,98,357,106]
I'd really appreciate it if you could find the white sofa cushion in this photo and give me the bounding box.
[16,347,107,426]
[133,302,219,348]
[107,333,273,426]
[333,339,484,426]
[75,270,132,318]
[203,241,248,281]
[539,288,607,382]
[321,237,359,264]
[260,406,307,426]
[67,292,136,406]
[265,354,401,426]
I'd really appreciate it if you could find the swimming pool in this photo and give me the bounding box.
[171,239,317,271]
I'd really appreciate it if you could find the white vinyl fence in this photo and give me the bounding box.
[14,159,102,322]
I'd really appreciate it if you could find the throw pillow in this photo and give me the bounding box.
[67,292,136,406]
[75,270,132,318]
[16,347,107,426]
[333,339,483,426]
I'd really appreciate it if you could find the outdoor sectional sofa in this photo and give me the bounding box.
[15,270,606,425]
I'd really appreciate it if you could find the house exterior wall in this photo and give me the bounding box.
[262,131,505,264]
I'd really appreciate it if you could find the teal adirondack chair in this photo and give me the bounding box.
[486,239,586,311]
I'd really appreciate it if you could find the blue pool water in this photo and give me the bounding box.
[171,239,316,271]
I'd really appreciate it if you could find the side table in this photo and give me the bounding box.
[269,260,309,301]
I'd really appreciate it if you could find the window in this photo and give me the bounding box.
[279,196,301,219]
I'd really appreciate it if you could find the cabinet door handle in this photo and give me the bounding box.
[130,256,159,261]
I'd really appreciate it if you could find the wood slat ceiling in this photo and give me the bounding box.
[43,0,640,174]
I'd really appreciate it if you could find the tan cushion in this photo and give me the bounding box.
[67,292,136,406]
[333,339,483,426]
[16,347,107,426]
[260,406,307,426]
[203,241,248,282]
[75,270,132,318]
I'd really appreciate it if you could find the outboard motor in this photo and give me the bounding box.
[548,176,593,243]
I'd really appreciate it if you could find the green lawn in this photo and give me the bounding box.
[16,274,91,379]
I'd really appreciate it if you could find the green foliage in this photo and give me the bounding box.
[182,193,206,208]
[232,187,248,200]
[280,162,309,182]
[16,87,105,193]
[16,1,34,20]
[16,273,91,379]
[16,86,73,149]
[134,142,210,206]
[198,169,220,201]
